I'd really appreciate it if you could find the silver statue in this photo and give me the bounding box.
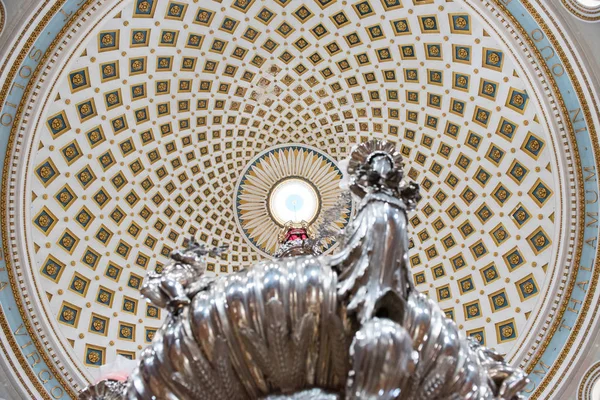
[78,380,127,400]
[80,140,528,400]
[139,238,227,314]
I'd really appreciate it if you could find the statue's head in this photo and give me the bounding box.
[366,152,399,182]
[345,140,405,198]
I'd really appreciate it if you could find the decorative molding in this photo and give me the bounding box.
[0,0,5,37]
[460,0,600,398]
[578,361,600,399]
[561,0,600,22]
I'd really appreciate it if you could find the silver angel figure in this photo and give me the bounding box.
[139,238,227,314]
[78,380,127,400]
[81,140,528,400]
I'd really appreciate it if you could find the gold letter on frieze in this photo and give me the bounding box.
[59,9,73,22]
[569,108,585,124]
[0,113,12,127]
[51,386,64,399]
[538,46,555,62]
[530,29,544,42]
[25,350,41,367]
[567,298,582,314]
[523,380,536,393]
[559,318,572,332]
[532,360,551,377]
[551,64,565,77]
[38,369,51,384]
[13,323,27,336]
[584,167,597,182]
[577,280,590,291]
[29,46,43,63]
[586,212,599,227]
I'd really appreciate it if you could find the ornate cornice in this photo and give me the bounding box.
[561,0,600,22]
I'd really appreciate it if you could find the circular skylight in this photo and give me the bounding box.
[235,144,348,256]
[577,0,600,6]
[269,178,319,225]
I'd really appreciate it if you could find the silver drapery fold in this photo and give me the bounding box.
[328,192,413,325]
[127,258,351,399]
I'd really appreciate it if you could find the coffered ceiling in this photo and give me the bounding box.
[25,0,559,373]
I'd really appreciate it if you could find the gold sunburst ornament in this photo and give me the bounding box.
[234,144,351,256]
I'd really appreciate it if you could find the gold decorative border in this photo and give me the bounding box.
[0,306,38,398]
[10,0,131,395]
[462,0,571,367]
[483,0,600,397]
[0,0,99,398]
[578,361,600,399]
[560,0,600,22]
[0,0,5,36]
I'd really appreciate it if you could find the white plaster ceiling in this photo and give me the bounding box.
[26,0,559,370]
